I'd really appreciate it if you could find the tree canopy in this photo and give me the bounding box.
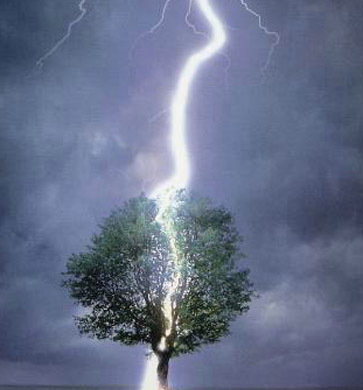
[63,189,253,388]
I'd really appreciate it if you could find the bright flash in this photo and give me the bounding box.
[141,0,279,388]
[151,0,226,199]
[142,0,227,389]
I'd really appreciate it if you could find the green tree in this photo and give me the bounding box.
[63,190,253,389]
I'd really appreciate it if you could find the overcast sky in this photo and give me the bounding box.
[1,0,363,388]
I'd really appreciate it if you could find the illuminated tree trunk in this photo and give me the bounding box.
[157,350,170,390]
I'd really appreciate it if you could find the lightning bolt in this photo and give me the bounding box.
[184,0,206,37]
[151,0,226,199]
[129,0,173,61]
[141,0,173,35]
[142,1,226,389]
[130,0,279,387]
[239,0,280,79]
[184,0,231,89]
[36,0,87,69]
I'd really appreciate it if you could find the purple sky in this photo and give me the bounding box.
[1,0,363,388]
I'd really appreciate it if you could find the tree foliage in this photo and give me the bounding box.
[63,190,253,359]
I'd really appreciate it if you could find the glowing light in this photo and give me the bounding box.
[151,0,226,199]
[151,0,227,345]
[140,353,159,390]
[141,1,226,389]
[36,0,87,69]
[141,1,279,388]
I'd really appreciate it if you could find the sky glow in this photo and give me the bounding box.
[3,0,361,387]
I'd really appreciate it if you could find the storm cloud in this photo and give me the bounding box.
[0,0,363,387]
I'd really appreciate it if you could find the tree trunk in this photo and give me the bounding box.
[157,350,170,390]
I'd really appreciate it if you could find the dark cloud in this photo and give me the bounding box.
[1,0,362,387]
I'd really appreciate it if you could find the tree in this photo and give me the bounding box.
[63,190,253,389]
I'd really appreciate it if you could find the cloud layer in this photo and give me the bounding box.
[0,0,362,387]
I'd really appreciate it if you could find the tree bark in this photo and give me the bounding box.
[157,350,170,390]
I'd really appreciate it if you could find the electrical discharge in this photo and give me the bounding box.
[143,0,226,389]
[36,0,87,69]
